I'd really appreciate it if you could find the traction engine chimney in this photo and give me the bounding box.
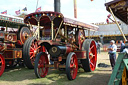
[54,0,61,12]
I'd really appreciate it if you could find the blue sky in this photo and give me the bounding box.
[0,0,112,23]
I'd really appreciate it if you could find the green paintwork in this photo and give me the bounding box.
[108,53,128,85]
[123,59,128,71]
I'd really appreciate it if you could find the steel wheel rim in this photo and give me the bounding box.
[70,54,78,79]
[29,40,41,65]
[20,27,32,45]
[38,54,49,77]
[89,41,97,71]
[0,55,5,76]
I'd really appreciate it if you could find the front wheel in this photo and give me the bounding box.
[0,54,5,76]
[66,52,78,80]
[34,52,49,78]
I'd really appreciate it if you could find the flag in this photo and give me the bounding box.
[1,10,7,14]
[22,7,27,11]
[106,18,109,24]
[15,10,20,15]
[35,7,41,12]
[107,14,111,18]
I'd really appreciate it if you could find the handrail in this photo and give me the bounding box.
[54,20,63,40]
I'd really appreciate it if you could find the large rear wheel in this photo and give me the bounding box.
[17,26,32,45]
[66,52,78,80]
[34,52,49,78]
[0,54,5,76]
[81,39,97,72]
[23,37,40,69]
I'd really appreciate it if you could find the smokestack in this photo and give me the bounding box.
[54,0,61,12]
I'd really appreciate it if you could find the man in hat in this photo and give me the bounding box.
[108,40,117,70]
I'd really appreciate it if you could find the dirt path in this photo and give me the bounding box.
[0,52,112,85]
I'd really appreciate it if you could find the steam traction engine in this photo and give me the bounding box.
[0,14,33,76]
[24,11,99,80]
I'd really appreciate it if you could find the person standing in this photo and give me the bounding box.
[120,40,125,52]
[97,41,102,54]
[108,40,117,70]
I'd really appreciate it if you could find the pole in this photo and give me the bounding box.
[74,0,77,18]
[109,7,127,42]
[51,21,54,40]
[38,22,40,39]
[54,0,61,12]
[36,0,39,11]
[88,30,90,39]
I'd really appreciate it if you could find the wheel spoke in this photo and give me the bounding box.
[38,65,41,68]
[40,68,43,76]
[36,54,49,78]
[90,45,94,51]
[30,55,34,59]
[90,61,94,67]
[35,46,41,51]
[42,68,45,74]
[30,46,34,51]
[29,52,33,55]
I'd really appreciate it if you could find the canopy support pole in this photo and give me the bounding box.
[37,21,40,39]
[65,25,67,43]
[109,7,127,42]
[54,21,63,40]
[51,21,54,40]
[88,30,90,39]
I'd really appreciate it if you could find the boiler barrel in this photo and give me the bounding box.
[49,45,73,57]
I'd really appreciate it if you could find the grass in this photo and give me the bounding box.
[0,52,112,85]
[0,66,111,85]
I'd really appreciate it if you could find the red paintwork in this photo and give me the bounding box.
[4,33,17,42]
[66,45,73,54]
[3,50,13,59]
[29,40,41,65]
[17,40,22,46]
[70,53,78,79]
[89,41,97,71]
[0,54,5,76]
[24,11,98,31]
[38,53,49,77]
[25,11,98,80]
[3,49,22,59]
[75,51,86,59]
